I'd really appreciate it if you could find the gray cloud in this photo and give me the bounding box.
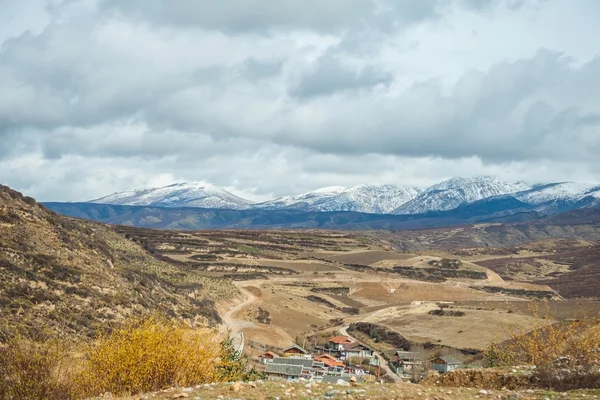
[277,50,600,163]
[98,0,445,34]
[289,55,393,98]
[242,57,285,80]
[1,18,598,163]
[460,0,526,11]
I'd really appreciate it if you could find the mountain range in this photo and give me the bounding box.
[88,176,600,216]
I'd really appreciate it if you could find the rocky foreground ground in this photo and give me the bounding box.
[105,379,600,400]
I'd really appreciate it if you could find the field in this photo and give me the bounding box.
[8,185,593,364]
[112,225,599,361]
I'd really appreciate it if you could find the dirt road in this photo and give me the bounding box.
[220,285,259,353]
[339,325,403,383]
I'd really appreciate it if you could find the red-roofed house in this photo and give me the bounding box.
[314,354,345,368]
[343,342,374,359]
[327,336,353,351]
[258,351,279,364]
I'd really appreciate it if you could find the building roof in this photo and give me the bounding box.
[320,358,345,368]
[328,335,353,344]
[435,355,462,364]
[259,351,279,358]
[282,344,308,354]
[265,363,303,376]
[273,357,314,368]
[343,342,369,351]
[315,354,344,367]
[315,354,337,361]
[396,351,421,360]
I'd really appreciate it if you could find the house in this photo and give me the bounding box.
[393,351,423,373]
[269,357,328,379]
[343,342,374,359]
[258,351,279,364]
[265,363,303,381]
[272,357,313,369]
[432,355,462,373]
[310,361,328,377]
[314,354,345,369]
[327,336,353,352]
[282,344,309,357]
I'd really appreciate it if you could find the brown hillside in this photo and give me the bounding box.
[0,185,237,340]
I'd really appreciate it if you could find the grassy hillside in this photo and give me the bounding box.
[0,185,237,340]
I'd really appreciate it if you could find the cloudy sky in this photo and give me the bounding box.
[1,0,599,201]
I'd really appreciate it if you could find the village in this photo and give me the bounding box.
[255,334,463,383]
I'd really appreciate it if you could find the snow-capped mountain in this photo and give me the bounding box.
[392,176,531,215]
[89,182,253,209]
[511,182,600,213]
[88,177,600,216]
[254,184,422,214]
[515,182,600,204]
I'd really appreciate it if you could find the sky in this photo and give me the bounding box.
[1,0,599,202]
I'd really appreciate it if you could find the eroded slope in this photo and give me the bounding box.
[0,185,236,339]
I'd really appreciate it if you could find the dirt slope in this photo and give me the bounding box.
[0,185,237,340]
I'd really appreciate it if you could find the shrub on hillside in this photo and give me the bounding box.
[0,316,257,399]
[75,316,252,396]
[0,338,73,400]
[349,322,411,350]
[428,309,466,317]
[487,303,600,390]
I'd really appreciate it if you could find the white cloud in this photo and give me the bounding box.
[0,0,599,201]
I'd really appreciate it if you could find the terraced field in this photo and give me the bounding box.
[110,227,593,360]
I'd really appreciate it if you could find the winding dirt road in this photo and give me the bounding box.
[220,285,259,353]
[339,325,403,383]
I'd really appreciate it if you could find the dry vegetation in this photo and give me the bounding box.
[107,379,591,400]
[487,303,600,390]
[0,316,257,400]
[5,184,600,396]
[0,185,236,340]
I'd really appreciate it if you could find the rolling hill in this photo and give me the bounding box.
[0,185,237,339]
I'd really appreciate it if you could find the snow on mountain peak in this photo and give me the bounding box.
[310,186,348,194]
[88,177,599,215]
[393,176,532,215]
[254,184,422,213]
[515,182,600,204]
[89,181,252,209]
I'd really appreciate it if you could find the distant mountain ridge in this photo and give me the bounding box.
[254,184,422,214]
[87,176,600,216]
[90,181,252,209]
[392,176,531,214]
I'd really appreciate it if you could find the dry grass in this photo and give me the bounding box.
[0,316,256,400]
[487,303,600,390]
[0,338,73,400]
[109,380,599,400]
[0,185,237,340]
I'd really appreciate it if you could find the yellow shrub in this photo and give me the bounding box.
[75,316,223,397]
[487,303,600,368]
[0,316,254,399]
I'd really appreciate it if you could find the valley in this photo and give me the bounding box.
[114,220,600,362]
[3,183,600,397]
